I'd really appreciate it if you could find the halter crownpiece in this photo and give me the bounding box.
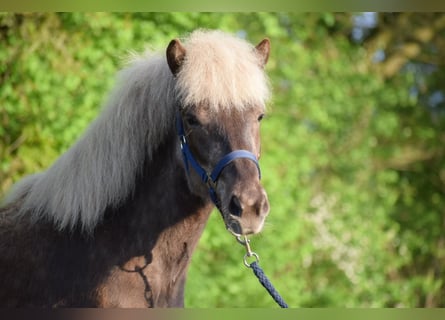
[176,111,261,209]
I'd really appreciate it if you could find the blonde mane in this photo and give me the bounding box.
[176,30,270,111]
[5,30,270,231]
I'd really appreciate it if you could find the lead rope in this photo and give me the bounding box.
[236,236,289,308]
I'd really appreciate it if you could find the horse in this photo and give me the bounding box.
[0,29,271,307]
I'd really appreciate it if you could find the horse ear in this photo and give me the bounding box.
[166,39,187,76]
[255,38,270,68]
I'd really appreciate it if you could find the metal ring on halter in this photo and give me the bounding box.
[243,251,260,268]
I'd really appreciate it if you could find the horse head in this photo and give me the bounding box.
[166,32,270,236]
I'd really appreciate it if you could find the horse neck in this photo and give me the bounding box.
[138,127,213,231]
[95,129,214,306]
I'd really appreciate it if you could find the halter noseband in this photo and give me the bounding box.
[176,111,261,208]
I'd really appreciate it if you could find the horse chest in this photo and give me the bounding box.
[96,211,210,308]
[96,243,191,307]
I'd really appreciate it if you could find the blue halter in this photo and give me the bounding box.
[176,111,261,207]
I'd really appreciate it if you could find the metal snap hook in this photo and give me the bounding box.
[237,235,260,268]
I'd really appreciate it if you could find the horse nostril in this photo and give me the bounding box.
[229,195,243,217]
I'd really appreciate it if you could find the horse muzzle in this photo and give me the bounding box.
[223,185,270,236]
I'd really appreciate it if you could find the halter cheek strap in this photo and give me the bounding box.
[176,112,261,207]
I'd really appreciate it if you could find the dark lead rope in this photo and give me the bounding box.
[238,236,289,308]
[249,261,289,308]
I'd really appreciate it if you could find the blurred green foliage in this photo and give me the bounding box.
[1,13,444,307]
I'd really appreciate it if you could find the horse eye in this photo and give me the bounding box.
[185,114,200,127]
[258,114,265,122]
